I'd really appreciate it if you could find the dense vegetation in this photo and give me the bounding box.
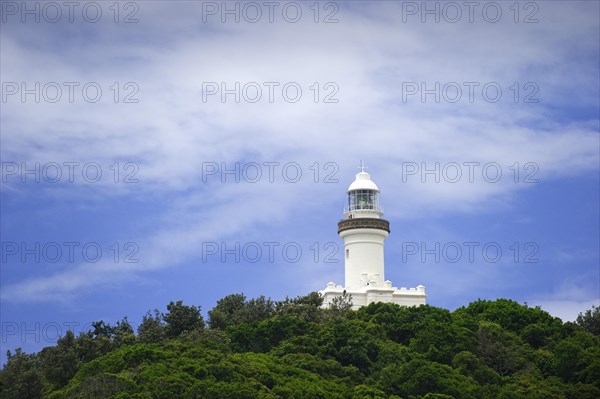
[1,294,599,399]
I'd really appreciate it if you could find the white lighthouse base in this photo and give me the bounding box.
[320,281,426,310]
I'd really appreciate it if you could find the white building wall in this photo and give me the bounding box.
[340,228,388,289]
[320,285,426,310]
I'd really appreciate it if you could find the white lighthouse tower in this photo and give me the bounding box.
[320,163,426,309]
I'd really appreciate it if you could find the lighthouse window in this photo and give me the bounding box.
[346,249,349,259]
[348,190,379,211]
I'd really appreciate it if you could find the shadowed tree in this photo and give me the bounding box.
[0,348,44,399]
[40,330,80,388]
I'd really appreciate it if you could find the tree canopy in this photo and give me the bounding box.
[1,296,599,399]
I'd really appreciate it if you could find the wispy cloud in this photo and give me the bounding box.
[1,1,598,304]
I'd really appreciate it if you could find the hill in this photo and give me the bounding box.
[1,294,599,399]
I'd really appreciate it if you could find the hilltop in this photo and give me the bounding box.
[1,294,599,399]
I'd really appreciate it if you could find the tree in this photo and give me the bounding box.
[208,294,275,329]
[455,299,561,335]
[275,292,324,323]
[138,309,166,343]
[4,296,600,398]
[320,319,383,372]
[565,383,600,399]
[163,300,205,338]
[379,358,477,398]
[576,306,600,336]
[91,320,114,339]
[208,293,247,329]
[553,339,582,382]
[40,330,80,388]
[352,384,387,399]
[73,331,111,363]
[113,317,136,347]
[521,323,548,349]
[497,372,567,399]
[63,373,131,398]
[0,349,44,399]
[245,295,276,323]
[329,292,353,318]
[580,345,600,388]
[475,321,527,376]
[452,351,501,386]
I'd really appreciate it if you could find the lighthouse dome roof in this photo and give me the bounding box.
[348,171,379,192]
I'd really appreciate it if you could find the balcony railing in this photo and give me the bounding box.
[338,218,390,233]
[344,204,383,213]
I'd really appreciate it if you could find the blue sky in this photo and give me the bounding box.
[1,1,599,364]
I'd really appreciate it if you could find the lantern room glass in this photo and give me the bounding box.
[348,190,380,211]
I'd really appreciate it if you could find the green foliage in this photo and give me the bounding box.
[208,293,247,329]
[422,394,455,399]
[178,327,232,352]
[552,331,600,385]
[576,305,600,336]
[352,384,387,399]
[565,382,600,399]
[328,292,354,319]
[475,321,527,376]
[452,351,502,386]
[275,292,324,323]
[2,298,599,399]
[497,373,567,399]
[378,358,477,398]
[62,373,134,398]
[521,323,548,348]
[113,317,136,348]
[320,318,383,371]
[137,309,166,344]
[0,349,44,399]
[356,303,458,347]
[39,330,81,388]
[455,299,562,336]
[553,339,583,382]
[209,294,276,329]
[163,300,205,338]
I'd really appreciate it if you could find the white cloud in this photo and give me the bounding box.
[528,281,599,322]
[1,1,598,303]
[534,299,598,322]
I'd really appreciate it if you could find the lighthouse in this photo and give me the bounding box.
[320,163,426,309]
